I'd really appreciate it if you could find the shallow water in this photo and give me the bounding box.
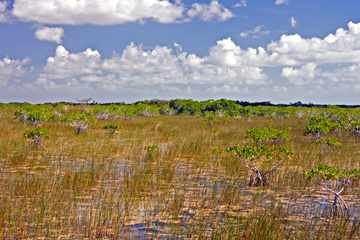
[1,155,360,238]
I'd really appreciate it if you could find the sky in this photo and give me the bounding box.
[1,0,360,104]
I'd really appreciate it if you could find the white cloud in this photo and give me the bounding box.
[34,27,65,44]
[240,25,270,38]
[281,63,317,79]
[290,16,297,28]
[160,85,182,94]
[233,0,247,8]
[101,43,189,85]
[206,84,241,94]
[0,1,10,22]
[0,57,30,87]
[267,22,360,65]
[239,32,249,38]
[38,45,102,82]
[275,0,290,5]
[321,63,360,83]
[272,85,288,93]
[101,42,267,85]
[34,41,269,93]
[281,62,360,86]
[5,21,360,103]
[35,21,360,92]
[12,0,185,25]
[205,38,270,67]
[281,63,318,85]
[174,42,183,54]
[187,0,234,22]
[0,57,30,78]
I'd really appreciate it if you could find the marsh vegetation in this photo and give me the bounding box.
[0,100,359,239]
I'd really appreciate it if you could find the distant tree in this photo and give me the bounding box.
[76,98,93,113]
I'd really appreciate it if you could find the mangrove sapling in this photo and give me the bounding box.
[314,137,343,153]
[66,113,96,134]
[96,111,111,120]
[211,148,224,161]
[266,121,274,128]
[200,122,208,128]
[154,118,167,131]
[246,128,291,146]
[144,145,159,157]
[304,117,342,140]
[24,126,51,149]
[14,108,51,126]
[102,123,123,137]
[138,121,146,127]
[207,115,217,125]
[226,145,293,187]
[223,117,231,123]
[306,165,359,217]
[350,120,360,140]
[211,128,221,136]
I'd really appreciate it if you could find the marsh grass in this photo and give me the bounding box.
[0,111,360,238]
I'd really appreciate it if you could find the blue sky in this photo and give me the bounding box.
[1,0,360,104]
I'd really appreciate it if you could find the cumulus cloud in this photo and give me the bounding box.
[281,63,317,79]
[37,45,102,83]
[267,22,360,65]
[290,16,297,28]
[0,57,30,86]
[101,43,189,85]
[187,0,234,21]
[233,0,247,8]
[275,0,290,5]
[31,21,360,94]
[34,27,65,44]
[208,22,360,68]
[205,38,271,67]
[5,21,360,103]
[281,62,360,87]
[34,41,269,93]
[12,0,185,25]
[102,42,267,85]
[281,63,318,85]
[240,25,270,38]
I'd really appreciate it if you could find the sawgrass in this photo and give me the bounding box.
[0,109,359,238]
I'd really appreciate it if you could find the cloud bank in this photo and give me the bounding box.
[12,0,185,25]
[2,21,360,103]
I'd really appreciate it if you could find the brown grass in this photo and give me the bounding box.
[0,108,359,238]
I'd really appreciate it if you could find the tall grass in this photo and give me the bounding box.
[0,110,359,238]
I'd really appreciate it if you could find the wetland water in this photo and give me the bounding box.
[3,155,358,238]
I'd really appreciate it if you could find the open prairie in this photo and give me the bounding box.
[0,102,359,239]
